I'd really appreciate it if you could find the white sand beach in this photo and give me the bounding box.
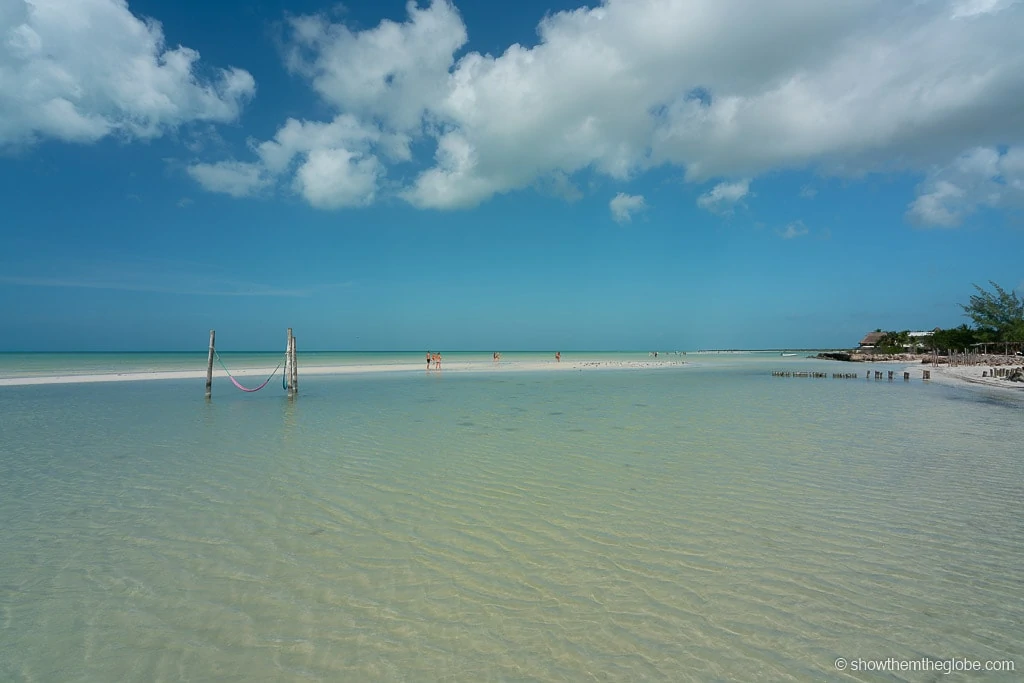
[914,362,1024,391]
[0,358,687,387]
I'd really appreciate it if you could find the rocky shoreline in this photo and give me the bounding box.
[815,351,930,363]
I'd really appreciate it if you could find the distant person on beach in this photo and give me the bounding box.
[433,352,442,370]
[555,351,560,362]
[426,352,431,370]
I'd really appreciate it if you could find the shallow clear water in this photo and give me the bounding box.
[1,356,1022,681]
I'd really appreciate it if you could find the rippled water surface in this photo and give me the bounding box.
[1,357,1022,681]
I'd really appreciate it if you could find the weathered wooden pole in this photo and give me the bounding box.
[291,335,298,395]
[205,329,216,399]
[286,328,294,397]
[283,333,291,393]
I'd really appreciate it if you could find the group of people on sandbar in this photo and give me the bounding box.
[493,351,560,362]
[427,351,563,370]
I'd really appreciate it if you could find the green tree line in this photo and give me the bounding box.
[875,282,1024,353]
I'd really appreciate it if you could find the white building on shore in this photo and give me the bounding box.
[857,328,940,351]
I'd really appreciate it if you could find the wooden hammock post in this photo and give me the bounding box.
[283,331,291,394]
[286,328,294,397]
[291,336,299,396]
[205,329,216,399]
[283,331,288,396]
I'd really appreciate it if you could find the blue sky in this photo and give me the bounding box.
[1,0,1022,352]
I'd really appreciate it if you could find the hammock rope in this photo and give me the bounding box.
[214,351,282,393]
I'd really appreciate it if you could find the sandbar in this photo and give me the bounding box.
[0,359,687,387]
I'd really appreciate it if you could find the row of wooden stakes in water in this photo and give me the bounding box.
[983,367,1023,378]
[772,370,931,380]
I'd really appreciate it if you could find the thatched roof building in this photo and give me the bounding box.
[858,331,885,349]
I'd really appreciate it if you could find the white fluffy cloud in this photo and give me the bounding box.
[187,114,399,207]
[413,0,1023,207]
[186,161,270,198]
[187,1,442,210]
[284,1,466,132]
[293,148,382,209]
[188,0,1024,214]
[0,0,255,147]
[778,220,809,239]
[610,193,646,223]
[697,180,749,213]
[908,147,1024,227]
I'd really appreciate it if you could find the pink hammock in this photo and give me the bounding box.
[215,352,282,392]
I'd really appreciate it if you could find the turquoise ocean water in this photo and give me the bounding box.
[1,352,1022,681]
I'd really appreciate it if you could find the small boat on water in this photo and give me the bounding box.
[781,352,798,357]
